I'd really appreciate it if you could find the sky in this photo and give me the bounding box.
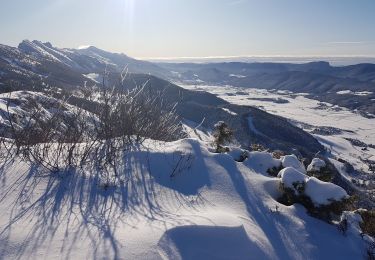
[0,0,375,59]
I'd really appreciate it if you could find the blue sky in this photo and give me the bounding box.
[0,0,374,58]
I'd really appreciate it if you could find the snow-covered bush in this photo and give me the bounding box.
[304,177,348,206]
[277,163,351,221]
[272,150,285,159]
[281,154,306,174]
[306,157,335,182]
[243,151,281,175]
[278,167,307,194]
[307,158,326,172]
[227,147,248,162]
[250,143,266,152]
[266,164,284,177]
[213,121,233,153]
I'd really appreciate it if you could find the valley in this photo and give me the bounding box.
[179,83,375,196]
[0,40,374,259]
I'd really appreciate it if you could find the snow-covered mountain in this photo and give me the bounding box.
[0,40,170,92]
[17,40,169,77]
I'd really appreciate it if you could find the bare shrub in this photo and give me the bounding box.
[359,210,375,238]
[3,73,184,175]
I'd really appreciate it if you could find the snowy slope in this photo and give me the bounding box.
[0,139,368,259]
[179,84,375,189]
[0,91,97,139]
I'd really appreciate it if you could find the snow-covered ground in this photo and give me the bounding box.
[179,84,375,186]
[0,139,369,259]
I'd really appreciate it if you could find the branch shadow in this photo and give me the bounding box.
[0,140,212,259]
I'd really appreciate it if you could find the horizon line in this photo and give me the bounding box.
[138,54,375,61]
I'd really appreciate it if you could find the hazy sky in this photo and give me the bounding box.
[1,0,375,58]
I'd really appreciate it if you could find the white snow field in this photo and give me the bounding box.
[0,138,369,259]
[179,84,375,185]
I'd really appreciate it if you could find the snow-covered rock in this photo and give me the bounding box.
[307,158,326,172]
[278,167,307,194]
[281,154,306,174]
[305,177,348,206]
[227,147,248,162]
[277,160,348,206]
[243,151,281,175]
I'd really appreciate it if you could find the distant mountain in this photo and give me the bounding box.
[0,40,170,92]
[158,61,375,116]
[160,61,375,86]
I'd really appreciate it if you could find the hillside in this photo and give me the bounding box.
[0,56,323,156]
[0,138,371,259]
[0,40,169,92]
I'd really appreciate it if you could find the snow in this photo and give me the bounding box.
[305,177,348,206]
[341,211,363,236]
[178,84,375,186]
[32,41,77,67]
[247,116,266,137]
[221,107,237,115]
[307,158,326,172]
[77,45,92,49]
[281,154,306,174]
[158,225,265,259]
[315,135,375,183]
[25,41,62,63]
[0,137,367,259]
[83,73,101,83]
[278,167,307,193]
[243,151,281,175]
[229,74,246,78]
[278,166,349,206]
[0,91,97,135]
[337,90,373,96]
[337,90,354,95]
[182,119,212,144]
[227,147,247,161]
[341,210,375,244]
